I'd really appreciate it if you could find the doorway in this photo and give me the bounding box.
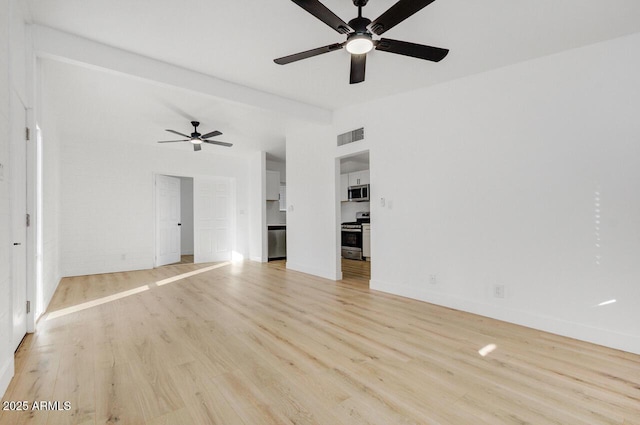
[155,175,233,266]
[155,175,195,266]
[338,151,371,284]
[178,177,194,264]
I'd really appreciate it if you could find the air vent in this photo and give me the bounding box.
[337,128,364,146]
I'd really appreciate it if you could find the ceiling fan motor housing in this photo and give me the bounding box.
[352,0,369,6]
[348,16,372,33]
[190,121,201,141]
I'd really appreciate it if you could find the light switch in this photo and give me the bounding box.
[0,163,4,181]
[380,197,385,207]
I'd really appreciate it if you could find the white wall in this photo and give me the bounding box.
[49,129,252,276]
[340,201,370,224]
[266,201,286,225]
[179,177,194,255]
[286,122,340,280]
[248,151,266,262]
[334,33,640,354]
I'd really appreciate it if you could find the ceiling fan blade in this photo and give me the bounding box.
[291,0,351,34]
[370,0,436,35]
[349,54,366,84]
[375,38,449,62]
[158,139,189,143]
[274,42,345,65]
[201,130,222,139]
[165,129,191,138]
[194,144,202,152]
[203,140,233,148]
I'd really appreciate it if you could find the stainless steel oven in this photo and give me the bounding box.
[341,223,363,260]
[341,211,370,260]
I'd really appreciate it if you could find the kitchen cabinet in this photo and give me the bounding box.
[349,170,369,186]
[266,170,280,201]
[341,170,370,201]
[362,223,371,259]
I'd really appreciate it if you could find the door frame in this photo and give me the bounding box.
[10,90,28,350]
[25,114,40,330]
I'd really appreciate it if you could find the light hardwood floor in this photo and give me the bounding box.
[178,255,194,265]
[341,258,371,283]
[1,260,639,424]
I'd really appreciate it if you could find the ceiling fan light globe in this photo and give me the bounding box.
[346,37,374,54]
[191,138,202,145]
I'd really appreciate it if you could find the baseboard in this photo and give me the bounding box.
[249,256,266,263]
[0,356,14,399]
[286,262,340,281]
[370,279,640,355]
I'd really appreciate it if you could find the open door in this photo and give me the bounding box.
[11,91,28,351]
[194,177,233,263]
[155,175,181,266]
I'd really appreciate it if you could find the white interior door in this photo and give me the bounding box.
[194,177,233,263]
[10,91,27,351]
[155,175,181,266]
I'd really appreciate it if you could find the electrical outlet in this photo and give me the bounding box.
[494,284,505,298]
[429,274,437,285]
[0,163,4,181]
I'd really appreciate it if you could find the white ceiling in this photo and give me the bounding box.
[28,0,640,160]
[40,59,291,160]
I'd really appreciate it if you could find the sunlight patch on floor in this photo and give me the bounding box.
[478,343,497,357]
[155,262,231,286]
[46,262,231,321]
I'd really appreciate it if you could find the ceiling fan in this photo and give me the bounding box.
[157,121,232,151]
[274,0,449,84]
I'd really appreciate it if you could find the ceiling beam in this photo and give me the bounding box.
[31,24,332,124]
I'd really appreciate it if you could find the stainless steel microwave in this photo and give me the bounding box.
[348,184,369,202]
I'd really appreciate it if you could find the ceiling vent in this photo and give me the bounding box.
[337,128,364,146]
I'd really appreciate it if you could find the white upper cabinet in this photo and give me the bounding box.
[266,170,280,201]
[349,170,370,186]
[340,170,370,201]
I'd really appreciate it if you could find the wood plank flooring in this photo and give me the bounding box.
[341,258,371,282]
[178,255,194,265]
[1,260,639,424]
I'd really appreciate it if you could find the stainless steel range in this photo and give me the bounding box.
[341,211,370,260]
